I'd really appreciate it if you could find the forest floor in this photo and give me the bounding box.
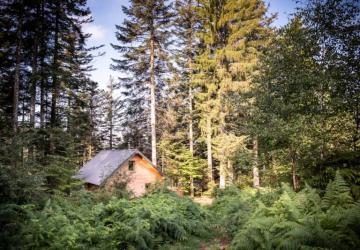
[193,197,229,249]
[161,196,230,250]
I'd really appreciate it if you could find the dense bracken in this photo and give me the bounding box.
[211,172,360,250]
[2,173,359,250]
[1,191,209,250]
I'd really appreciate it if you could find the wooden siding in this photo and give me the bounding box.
[104,154,162,197]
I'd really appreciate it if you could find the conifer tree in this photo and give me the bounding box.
[111,0,173,164]
[193,0,224,186]
[194,0,273,189]
[218,0,273,188]
[0,0,103,191]
[173,0,198,154]
[101,76,121,149]
[158,0,200,195]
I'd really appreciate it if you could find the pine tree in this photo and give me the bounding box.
[194,0,273,189]
[158,0,201,194]
[193,0,225,186]
[0,0,103,192]
[100,76,121,149]
[111,0,173,164]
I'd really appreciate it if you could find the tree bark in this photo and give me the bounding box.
[187,1,195,196]
[291,149,299,190]
[206,115,213,181]
[13,12,23,133]
[30,53,37,128]
[150,37,157,165]
[40,78,45,128]
[30,5,40,129]
[50,3,60,129]
[50,2,60,153]
[29,39,37,159]
[108,78,114,149]
[189,87,194,154]
[228,159,234,184]
[189,88,194,196]
[219,160,226,189]
[39,1,45,128]
[253,137,260,188]
[188,0,194,156]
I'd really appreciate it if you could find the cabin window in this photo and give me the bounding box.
[128,160,135,171]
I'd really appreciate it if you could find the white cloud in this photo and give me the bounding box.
[83,23,106,41]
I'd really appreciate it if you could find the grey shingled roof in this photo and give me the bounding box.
[75,149,148,186]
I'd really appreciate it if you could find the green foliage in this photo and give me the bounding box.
[160,140,207,194]
[9,192,208,250]
[212,175,360,250]
[322,171,354,210]
[210,186,279,237]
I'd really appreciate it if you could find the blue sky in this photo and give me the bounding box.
[84,0,298,89]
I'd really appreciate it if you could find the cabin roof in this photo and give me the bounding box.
[75,149,156,186]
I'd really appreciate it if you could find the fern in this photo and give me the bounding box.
[20,192,209,249]
[224,177,360,250]
[322,171,354,209]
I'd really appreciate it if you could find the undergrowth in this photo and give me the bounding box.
[211,172,360,250]
[2,172,360,250]
[2,191,209,250]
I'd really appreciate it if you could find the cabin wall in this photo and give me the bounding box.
[104,155,162,197]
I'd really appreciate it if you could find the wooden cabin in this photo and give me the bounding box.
[75,149,162,197]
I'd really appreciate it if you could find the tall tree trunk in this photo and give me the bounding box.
[109,90,113,149]
[66,91,71,131]
[29,38,37,154]
[228,159,234,184]
[40,78,45,128]
[189,89,194,196]
[290,149,299,190]
[30,50,37,128]
[150,38,157,165]
[206,115,213,181]
[109,106,113,150]
[39,1,45,128]
[30,5,40,129]
[13,12,23,133]
[187,1,195,196]
[50,4,59,128]
[50,2,60,153]
[253,137,260,188]
[187,0,194,156]
[107,76,114,149]
[219,160,226,189]
[189,87,194,154]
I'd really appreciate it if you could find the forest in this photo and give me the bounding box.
[0,0,359,249]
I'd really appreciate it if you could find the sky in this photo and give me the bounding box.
[84,0,298,89]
